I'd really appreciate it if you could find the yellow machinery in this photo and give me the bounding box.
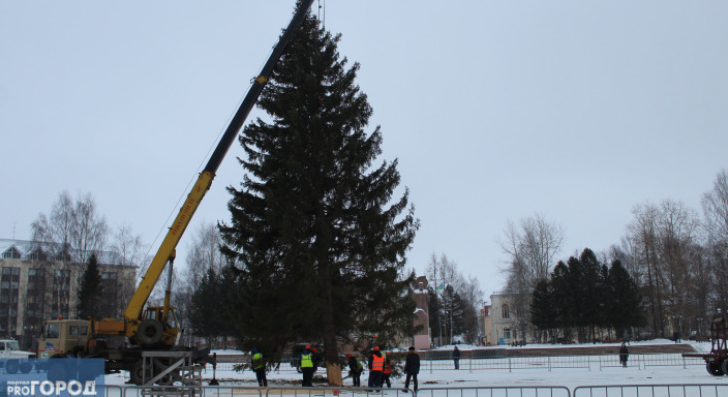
[94,0,315,348]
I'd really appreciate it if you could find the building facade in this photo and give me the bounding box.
[485,291,534,345]
[0,239,136,347]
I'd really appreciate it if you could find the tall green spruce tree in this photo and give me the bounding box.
[219,7,419,385]
[605,260,644,338]
[530,279,557,343]
[77,253,103,320]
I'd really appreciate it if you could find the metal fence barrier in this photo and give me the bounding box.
[640,354,705,369]
[415,386,571,397]
[597,353,706,370]
[266,386,411,397]
[572,384,728,397]
[205,353,705,375]
[103,384,267,397]
[101,383,728,397]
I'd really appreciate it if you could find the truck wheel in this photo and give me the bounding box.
[137,319,164,345]
[48,362,68,382]
[19,362,33,374]
[4,360,19,374]
[721,359,728,376]
[130,361,152,385]
[707,361,725,376]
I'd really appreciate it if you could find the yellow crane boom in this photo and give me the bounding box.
[94,0,316,346]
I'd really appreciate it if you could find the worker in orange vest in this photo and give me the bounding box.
[368,345,385,388]
[382,354,392,388]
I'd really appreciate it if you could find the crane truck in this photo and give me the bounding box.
[683,310,728,376]
[37,0,315,385]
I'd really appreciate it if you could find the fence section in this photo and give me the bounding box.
[267,387,411,397]
[205,353,706,376]
[573,384,728,397]
[409,386,571,397]
[101,383,728,397]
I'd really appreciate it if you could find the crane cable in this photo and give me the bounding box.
[318,0,325,28]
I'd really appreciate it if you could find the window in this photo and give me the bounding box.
[70,326,79,335]
[504,328,511,339]
[502,304,510,319]
[102,272,117,280]
[55,252,71,262]
[2,248,20,259]
[29,249,46,261]
[44,323,60,338]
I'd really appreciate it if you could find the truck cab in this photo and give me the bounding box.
[0,339,35,373]
[37,319,89,358]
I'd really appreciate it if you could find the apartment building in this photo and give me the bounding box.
[0,239,136,345]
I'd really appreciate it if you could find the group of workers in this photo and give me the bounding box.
[250,344,422,391]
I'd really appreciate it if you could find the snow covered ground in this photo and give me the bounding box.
[102,339,728,396]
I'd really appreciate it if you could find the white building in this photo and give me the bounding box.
[486,291,533,345]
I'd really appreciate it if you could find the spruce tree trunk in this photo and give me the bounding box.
[326,362,343,387]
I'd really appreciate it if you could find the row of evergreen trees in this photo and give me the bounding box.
[530,248,644,342]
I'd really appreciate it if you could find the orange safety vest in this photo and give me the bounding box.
[384,361,392,374]
[372,354,385,371]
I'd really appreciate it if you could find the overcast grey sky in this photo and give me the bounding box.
[2,1,727,301]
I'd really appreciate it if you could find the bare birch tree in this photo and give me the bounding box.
[425,253,483,345]
[109,224,149,318]
[31,191,109,319]
[702,169,728,311]
[31,191,109,261]
[499,213,564,339]
[627,200,701,337]
[175,222,226,346]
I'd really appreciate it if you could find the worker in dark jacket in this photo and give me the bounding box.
[368,346,385,388]
[404,346,421,392]
[619,342,629,367]
[452,346,461,369]
[301,345,315,386]
[251,347,267,387]
[347,354,363,387]
[382,356,392,388]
